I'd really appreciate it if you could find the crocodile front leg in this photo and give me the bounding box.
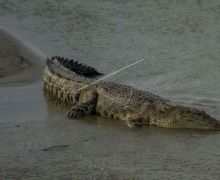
[67,102,96,118]
[67,89,98,118]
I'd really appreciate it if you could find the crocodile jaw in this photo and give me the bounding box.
[148,104,220,130]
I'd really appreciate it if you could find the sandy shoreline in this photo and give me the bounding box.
[0,28,44,85]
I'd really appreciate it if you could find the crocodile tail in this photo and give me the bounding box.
[50,56,103,78]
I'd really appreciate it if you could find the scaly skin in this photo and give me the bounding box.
[43,56,220,130]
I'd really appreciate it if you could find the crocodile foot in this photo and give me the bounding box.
[67,106,85,118]
[67,100,96,118]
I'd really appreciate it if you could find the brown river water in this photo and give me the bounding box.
[0,0,220,179]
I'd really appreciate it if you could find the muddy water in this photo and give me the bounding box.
[0,0,220,179]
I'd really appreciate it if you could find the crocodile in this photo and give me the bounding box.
[43,56,220,130]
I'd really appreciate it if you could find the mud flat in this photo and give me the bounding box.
[0,28,44,85]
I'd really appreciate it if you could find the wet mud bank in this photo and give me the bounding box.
[0,28,44,86]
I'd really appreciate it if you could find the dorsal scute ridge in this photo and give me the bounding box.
[49,56,103,78]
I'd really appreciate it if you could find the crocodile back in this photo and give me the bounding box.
[95,82,163,119]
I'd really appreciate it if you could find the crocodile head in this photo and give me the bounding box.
[149,103,220,130]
